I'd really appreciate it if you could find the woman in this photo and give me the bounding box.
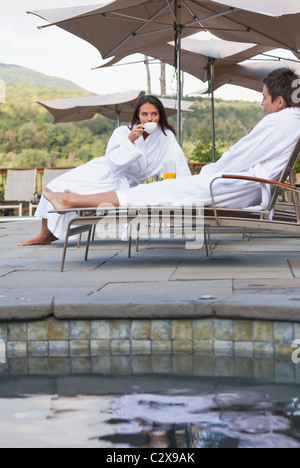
[19,95,191,246]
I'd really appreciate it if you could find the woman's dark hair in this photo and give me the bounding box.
[262,67,300,108]
[130,95,176,135]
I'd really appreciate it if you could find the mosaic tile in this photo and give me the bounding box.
[151,320,172,340]
[234,342,254,357]
[90,340,110,356]
[7,342,27,358]
[152,340,172,354]
[131,320,151,340]
[49,357,71,375]
[8,323,27,342]
[132,356,152,374]
[28,357,49,375]
[213,320,233,341]
[194,356,215,376]
[234,358,254,378]
[49,341,69,358]
[274,322,293,344]
[275,343,293,358]
[254,359,275,381]
[70,340,90,357]
[0,324,7,341]
[254,321,273,342]
[111,340,131,355]
[214,340,233,356]
[49,320,69,341]
[71,358,91,374]
[91,356,111,374]
[233,321,253,342]
[173,340,193,354]
[111,356,132,374]
[172,320,193,340]
[254,342,274,358]
[28,322,48,341]
[28,341,48,357]
[90,321,110,340]
[151,355,173,373]
[193,340,213,355]
[173,355,193,375]
[193,320,213,341]
[132,340,151,355]
[70,321,90,340]
[110,320,131,340]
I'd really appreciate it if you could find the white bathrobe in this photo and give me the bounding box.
[35,125,191,239]
[117,107,300,210]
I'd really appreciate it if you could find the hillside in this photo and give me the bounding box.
[0,63,85,91]
[0,64,266,170]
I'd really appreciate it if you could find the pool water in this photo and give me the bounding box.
[1,375,300,448]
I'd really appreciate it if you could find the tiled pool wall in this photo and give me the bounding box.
[0,318,299,382]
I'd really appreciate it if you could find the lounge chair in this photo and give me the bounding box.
[0,169,37,217]
[30,168,72,216]
[204,136,300,254]
[50,137,300,271]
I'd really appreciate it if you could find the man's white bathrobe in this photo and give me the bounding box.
[117,107,300,211]
[35,125,191,239]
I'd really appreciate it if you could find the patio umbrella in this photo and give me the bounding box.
[38,91,195,124]
[38,90,145,125]
[99,38,272,160]
[28,0,300,144]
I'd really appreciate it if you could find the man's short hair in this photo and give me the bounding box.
[262,68,300,108]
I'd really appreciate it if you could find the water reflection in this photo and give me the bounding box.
[100,392,300,449]
[1,379,300,448]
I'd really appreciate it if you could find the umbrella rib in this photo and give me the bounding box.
[103,2,176,58]
[165,0,177,25]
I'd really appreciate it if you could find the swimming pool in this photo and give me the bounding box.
[1,355,300,448]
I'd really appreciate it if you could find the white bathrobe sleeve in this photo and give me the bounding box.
[105,126,144,175]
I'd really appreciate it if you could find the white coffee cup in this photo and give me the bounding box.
[143,122,158,134]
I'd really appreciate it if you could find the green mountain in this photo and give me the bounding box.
[0,63,85,91]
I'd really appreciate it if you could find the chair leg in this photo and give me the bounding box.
[136,223,140,252]
[85,227,92,261]
[128,223,133,258]
[61,231,70,272]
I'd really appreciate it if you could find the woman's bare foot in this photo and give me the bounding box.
[18,233,58,247]
[18,218,58,246]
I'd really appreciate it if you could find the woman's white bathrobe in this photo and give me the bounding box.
[117,107,300,210]
[35,125,191,239]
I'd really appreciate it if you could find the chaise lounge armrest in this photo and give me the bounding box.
[221,174,297,191]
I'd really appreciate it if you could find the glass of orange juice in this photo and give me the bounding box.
[163,162,176,180]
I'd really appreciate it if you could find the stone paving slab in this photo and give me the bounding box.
[1,219,300,322]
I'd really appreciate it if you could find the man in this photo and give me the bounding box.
[44,68,300,213]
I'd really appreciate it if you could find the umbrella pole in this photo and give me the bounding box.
[175,0,182,146]
[209,58,216,163]
[176,30,182,146]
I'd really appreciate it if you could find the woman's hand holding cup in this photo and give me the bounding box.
[128,124,144,143]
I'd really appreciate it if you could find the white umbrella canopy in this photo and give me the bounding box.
[99,40,272,82]
[212,60,300,92]
[38,90,145,124]
[28,0,300,58]
[38,91,195,124]
[28,0,300,142]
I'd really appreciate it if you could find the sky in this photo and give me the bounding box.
[0,0,298,102]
